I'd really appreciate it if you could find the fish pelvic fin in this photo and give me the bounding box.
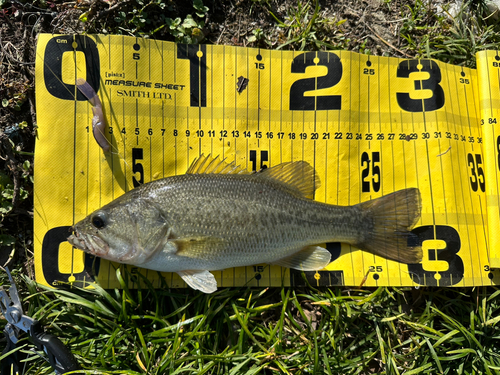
[258,160,321,199]
[355,188,423,264]
[271,246,331,270]
[186,154,251,175]
[177,270,217,293]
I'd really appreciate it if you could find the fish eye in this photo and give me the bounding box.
[91,212,107,229]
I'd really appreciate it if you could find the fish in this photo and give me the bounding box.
[76,78,111,152]
[67,154,423,293]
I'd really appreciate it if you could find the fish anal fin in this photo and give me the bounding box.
[258,161,321,199]
[186,154,250,175]
[271,246,331,271]
[177,270,217,293]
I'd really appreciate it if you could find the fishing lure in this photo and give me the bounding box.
[76,78,111,152]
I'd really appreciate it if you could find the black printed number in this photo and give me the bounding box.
[43,36,100,101]
[289,51,342,111]
[396,59,445,112]
[467,153,485,192]
[177,44,207,107]
[407,225,464,286]
[361,151,381,193]
[250,150,269,171]
[132,148,144,188]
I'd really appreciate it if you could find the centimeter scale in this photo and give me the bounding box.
[34,34,500,289]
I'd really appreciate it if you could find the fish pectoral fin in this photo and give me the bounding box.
[271,246,331,271]
[177,270,217,293]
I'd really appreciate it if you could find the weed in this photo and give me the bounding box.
[266,0,347,50]
[399,0,500,67]
[247,28,271,47]
[83,0,209,42]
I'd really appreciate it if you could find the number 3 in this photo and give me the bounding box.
[396,59,445,112]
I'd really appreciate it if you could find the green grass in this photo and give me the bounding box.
[2,267,500,374]
[398,0,500,67]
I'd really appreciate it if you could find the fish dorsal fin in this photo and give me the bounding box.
[258,160,321,199]
[186,154,250,175]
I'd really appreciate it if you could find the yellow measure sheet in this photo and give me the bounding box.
[34,34,500,289]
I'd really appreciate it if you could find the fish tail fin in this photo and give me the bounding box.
[355,188,422,264]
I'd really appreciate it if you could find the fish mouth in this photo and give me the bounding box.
[68,230,110,258]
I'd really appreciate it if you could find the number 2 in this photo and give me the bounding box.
[289,51,342,111]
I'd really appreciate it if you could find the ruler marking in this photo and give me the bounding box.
[268,50,271,165]
[86,96,90,219]
[467,73,486,284]
[258,48,261,133]
[198,45,202,157]
[303,111,305,169]
[211,45,213,157]
[280,50,283,164]
[357,53,362,207]
[235,47,238,168]
[445,66,460,229]
[464,68,486,284]
[135,37,138,80]
[478,193,489,283]
[121,35,124,71]
[423,111,439,281]
[161,39,164,82]
[223,45,226,158]
[490,60,500,267]
[377,57,389,281]
[358,53,368,277]
[108,35,111,69]
[72,34,78,244]
[174,44,177,176]
[347,53,356,284]
[486,52,494,119]
[162,101,165,178]
[386,58,401,285]
[246,48,249,162]
[136,97,139,146]
[456,68,477,284]
[174,87,177,176]
[400,110,408,191]
[291,110,294,160]
[149,100,152,181]
[450,67,473,285]
[367,55,376,269]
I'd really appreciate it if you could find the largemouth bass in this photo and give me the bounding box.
[68,155,422,293]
